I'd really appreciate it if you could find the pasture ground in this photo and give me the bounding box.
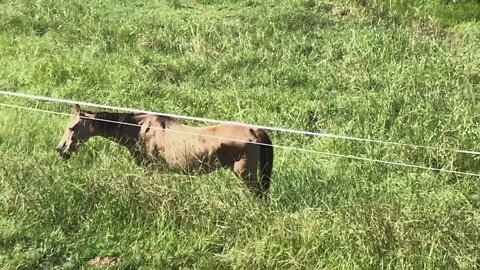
[1,0,479,268]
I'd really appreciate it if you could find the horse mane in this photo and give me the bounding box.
[86,111,139,136]
[93,111,137,124]
[85,110,177,138]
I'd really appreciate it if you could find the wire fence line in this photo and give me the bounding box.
[1,101,479,178]
[1,90,479,156]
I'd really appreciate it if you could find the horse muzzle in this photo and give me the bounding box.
[56,144,71,159]
[58,151,71,159]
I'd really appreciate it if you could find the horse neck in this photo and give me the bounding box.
[91,112,139,146]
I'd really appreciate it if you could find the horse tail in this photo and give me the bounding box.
[257,129,273,195]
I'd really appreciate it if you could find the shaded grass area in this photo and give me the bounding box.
[1,0,480,268]
[356,0,480,26]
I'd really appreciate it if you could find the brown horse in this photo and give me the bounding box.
[56,105,273,197]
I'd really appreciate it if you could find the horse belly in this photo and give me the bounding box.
[163,144,218,174]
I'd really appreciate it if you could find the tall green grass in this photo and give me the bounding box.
[1,0,479,268]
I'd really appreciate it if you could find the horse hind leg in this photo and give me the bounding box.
[234,158,264,197]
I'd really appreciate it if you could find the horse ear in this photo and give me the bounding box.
[75,104,81,114]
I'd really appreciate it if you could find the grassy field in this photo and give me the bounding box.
[1,0,480,268]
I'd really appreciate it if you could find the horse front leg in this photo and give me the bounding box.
[233,158,265,198]
[128,146,153,167]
